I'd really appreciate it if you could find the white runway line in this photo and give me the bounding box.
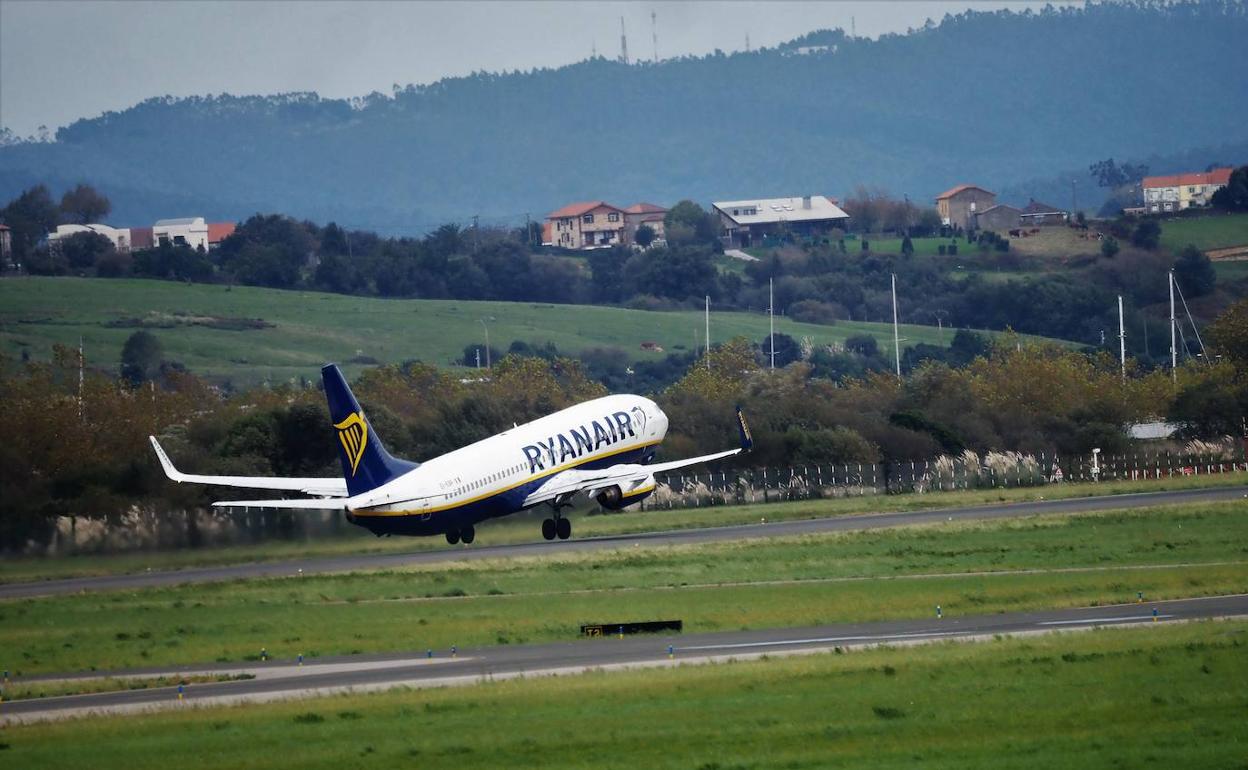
[1039,614,1173,625]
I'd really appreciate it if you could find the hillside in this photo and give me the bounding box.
[1,3,1246,232]
[0,277,1065,385]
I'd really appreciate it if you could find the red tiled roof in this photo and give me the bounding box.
[624,202,667,214]
[1141,168,1233,190]
[935,184,994,200]
[207,222,236,243]
[546,201,624,219]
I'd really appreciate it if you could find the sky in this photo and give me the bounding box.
[0,0,1079,136]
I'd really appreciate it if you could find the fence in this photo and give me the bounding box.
[637,448,1248,512]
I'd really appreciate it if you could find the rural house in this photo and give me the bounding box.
[623,202,668,244]
[973,204,1023,232]
[546,201,628,249]
[712,195,849,248]
[935,184,996,230]
[1142,168,1233,213]
[1019,199,1068,226]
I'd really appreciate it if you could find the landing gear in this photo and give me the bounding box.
[541,514,572,541]
[460,525,475,544]
[445,530,460,545]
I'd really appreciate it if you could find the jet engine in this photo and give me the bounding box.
[595,476,655,510]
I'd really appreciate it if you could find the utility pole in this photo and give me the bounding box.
[78,336,84,420]
[480,318,491,369]
[1169,269,1177,383]
[524,213,531,245]
[891,273,901,380]
[472,214,479,253]
[704,296,711,372]
[768,277,775,370]
[1118,295,1126,382]
[1071,179,1077,218]
[619,16,628,64]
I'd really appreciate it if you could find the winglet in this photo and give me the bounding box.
[736,407,753,452]
[149,436,185,483]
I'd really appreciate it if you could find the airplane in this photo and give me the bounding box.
[150,363,752,544]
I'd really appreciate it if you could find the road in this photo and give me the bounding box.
[3,485,1245,599]
[3,594,1243,724]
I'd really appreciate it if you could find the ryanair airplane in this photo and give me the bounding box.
[151,364,751,544]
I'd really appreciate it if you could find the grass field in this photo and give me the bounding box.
[0,277,1062,385]
[2,501,1244,677]
[4,619,1245,768]
[2,472,1243,585]
[1160,212,1248,253]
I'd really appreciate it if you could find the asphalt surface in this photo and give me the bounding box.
[3,594,1244,723]
[3,485,1246,599]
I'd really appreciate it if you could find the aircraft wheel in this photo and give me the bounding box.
[445,530,460,545]
[541,518,557,541]
[556,517,571,540]
[461,525,475,544]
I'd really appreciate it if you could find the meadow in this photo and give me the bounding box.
[2,472,1243,585]
[0,277,1052,385]
[3,619,1245,769]
[2,501,1244,677]
[1160,212,1248,253]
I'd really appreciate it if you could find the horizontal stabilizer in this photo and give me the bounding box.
[150,436,348,497]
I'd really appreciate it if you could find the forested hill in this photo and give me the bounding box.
[2,2,1246,232]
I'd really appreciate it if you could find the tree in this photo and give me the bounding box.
[1089,158,1148,188]
[59,230,114,270]
[1207,298,1248,366]
[1173,245,1216,297]
[120,330,163,385]
[901,235,915,256]
[1100,237,1120,259]
[59,183,111,224]
[0,184,60,261]
[844,334,879,357]
[1130,220,1161,250]
[634,224,656,248]
[1211,166,1248,212]
[759,332,802,367]
[664,200,718,246]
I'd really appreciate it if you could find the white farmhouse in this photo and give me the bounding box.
[154,217,210,250]
[48,223,134,252]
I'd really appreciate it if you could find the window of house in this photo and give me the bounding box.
[608,212,619,222]
[582,213,594,224]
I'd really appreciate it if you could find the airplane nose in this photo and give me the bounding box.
[653,405,669,438]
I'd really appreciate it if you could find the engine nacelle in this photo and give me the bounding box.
[595,476,656,510]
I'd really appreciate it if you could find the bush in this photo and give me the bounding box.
[948,243,958,256]
[1101,237,1120,258]
[938,244,947,256]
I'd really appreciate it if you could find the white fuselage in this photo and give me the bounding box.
[347,394,668,535]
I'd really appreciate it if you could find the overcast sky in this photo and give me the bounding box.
[0,0,1078,136]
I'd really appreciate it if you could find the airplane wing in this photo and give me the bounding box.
[210,497,350,511]
[523,408,752,508]
[150,436,348,498]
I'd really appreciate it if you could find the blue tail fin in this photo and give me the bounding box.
[322,364,418,497]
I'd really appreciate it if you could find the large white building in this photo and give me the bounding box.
[48,223,134,252]
[154,217,211,250]
[712,195,850,248]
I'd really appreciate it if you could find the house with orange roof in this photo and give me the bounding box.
[1142,168,1233,214]
[207,221,236,250]
[546,201,628,249]
[623,202,668,244]
[934,184,996,230]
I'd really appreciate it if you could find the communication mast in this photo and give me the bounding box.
[651,11,658,62]
[619,17,629,64]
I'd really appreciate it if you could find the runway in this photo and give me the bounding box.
[3,594,1244,724]
[3,485,1245,599]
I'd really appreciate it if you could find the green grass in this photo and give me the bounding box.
[4,673,254,702]
[0,277,1070,384]
[2,501,1244,677]
[1160,212,1248,253]
[1213,259,1248,283]
[2,472,1244,585]
[4,619,1245,768]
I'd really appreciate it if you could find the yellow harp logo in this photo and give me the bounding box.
[334,412,368,476]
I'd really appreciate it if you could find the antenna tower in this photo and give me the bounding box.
[651,11,658,62]
[619,17,629,64]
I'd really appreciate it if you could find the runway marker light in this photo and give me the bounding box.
[177,683,185,701]
[261,647,267,662]
[451,645,457,658]
[667,645,674,660]
[936,605,943,619]
[427,649,433,659]
[1152,608,1158,622]
[297,653,304,666]
[619,625,624,640]
[1137,591,1143,604]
